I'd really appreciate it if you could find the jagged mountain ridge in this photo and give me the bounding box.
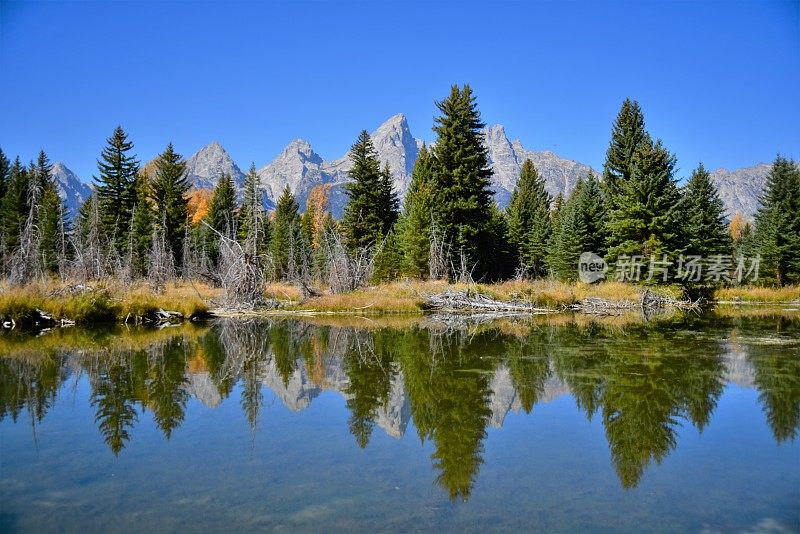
[251,114,600,217]
[59,116,771,221]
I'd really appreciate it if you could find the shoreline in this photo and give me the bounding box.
[2,279,799,329]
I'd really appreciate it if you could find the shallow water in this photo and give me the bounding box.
[1,312,799,532]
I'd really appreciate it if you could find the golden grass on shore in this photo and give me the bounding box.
[0,279,216,324]
[714,285,800,303]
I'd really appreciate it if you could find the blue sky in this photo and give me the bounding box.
[1,0,798,183]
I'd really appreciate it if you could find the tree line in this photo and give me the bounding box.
[1,85,798,291]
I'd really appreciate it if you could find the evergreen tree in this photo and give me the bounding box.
[681,163,731,260]
[1,158,31,259]
[372,229,403,283]
[205,172,237,264]
[0,147,9,202]
[548,173,607,281]
[603,98,647,201]
[32,151,67,274]
[398,144,435,278]
[506,159,552,277]
[754,156,800,286]
[150,143,189,270]
[130,173,154,277]
[237,164,269,254]
[270,186,302,279]
[605,133,683,277]
[94,126,140,251]
[341,131,397,250]
[429,84,495,279]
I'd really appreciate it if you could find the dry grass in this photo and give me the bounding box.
[268,279,683,314]
[715,285,800,303]
[0,279,215,324]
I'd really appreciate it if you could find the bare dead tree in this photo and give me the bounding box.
[322,229,373,294]
[452,247,477,284]
[9,175,44,285]
[202,220,266,308]
[148,214,175,293]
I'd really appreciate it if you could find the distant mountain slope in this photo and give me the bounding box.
[50,162,92,219]
[709,163,771,219]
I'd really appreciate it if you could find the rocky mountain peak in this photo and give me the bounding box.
[185,140,245,189]
[50,162,92,219]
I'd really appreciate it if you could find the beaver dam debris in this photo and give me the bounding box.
[423,290,555,314]
[424,288,701,317]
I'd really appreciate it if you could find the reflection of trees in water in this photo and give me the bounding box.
[1,313,798,495]
[343,329,396,448]
[399,328,495,500]
[552,322,726,489]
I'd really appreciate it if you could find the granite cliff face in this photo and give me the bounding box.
[50,162,92,219]
[184,140,246,190]
[709,163,771,220]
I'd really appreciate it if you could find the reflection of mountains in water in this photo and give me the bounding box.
[181,344,754,440]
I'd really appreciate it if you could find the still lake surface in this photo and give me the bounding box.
[1,310,798,532]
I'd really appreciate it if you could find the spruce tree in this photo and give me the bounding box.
[398,144,435,278]
[506,159,552,277]
[548,173,607,281]
[0,147,9,202]
[605,133,683,278]
[150,143,189,271]
[429,84,495,279]
[32,150,66,274]
[0,158,30,254]
[204,172,237,265]
[681,163,731,260]
[130,172,154,277]
[603,98,647,201]
[270,186,302,280]
[237,164,269,256]
[754,156,800,286]
[94,126,140,251]
[341,131,397,250]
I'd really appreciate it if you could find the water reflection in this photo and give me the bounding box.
[1,312,798,500]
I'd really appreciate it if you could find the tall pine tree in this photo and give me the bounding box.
[429,84,495,279]
[506,159,552,277]
[603,104,684,279]
[398,144,435,278]
[237,164,269,256]
[341,131,398,251]
[94,126,140,252]
[270,186,302,280]
[130,172,154,277]
[0,147,9,202]
[681,163,731,260]
[150,143,189,271]
[754,155,800,286]
[548,173,607,281]
[602,98,647,201]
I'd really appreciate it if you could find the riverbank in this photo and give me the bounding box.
[1,279,798,327]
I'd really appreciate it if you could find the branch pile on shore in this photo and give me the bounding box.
[573,288,701,316]
[423,289,554,314]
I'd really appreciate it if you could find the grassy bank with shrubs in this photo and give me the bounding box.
[2,278,798,327]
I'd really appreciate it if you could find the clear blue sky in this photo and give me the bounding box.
[1,0,798,183]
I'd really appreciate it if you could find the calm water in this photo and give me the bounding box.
[1,311,799,532]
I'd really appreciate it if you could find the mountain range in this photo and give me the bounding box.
[50,114,772,221]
